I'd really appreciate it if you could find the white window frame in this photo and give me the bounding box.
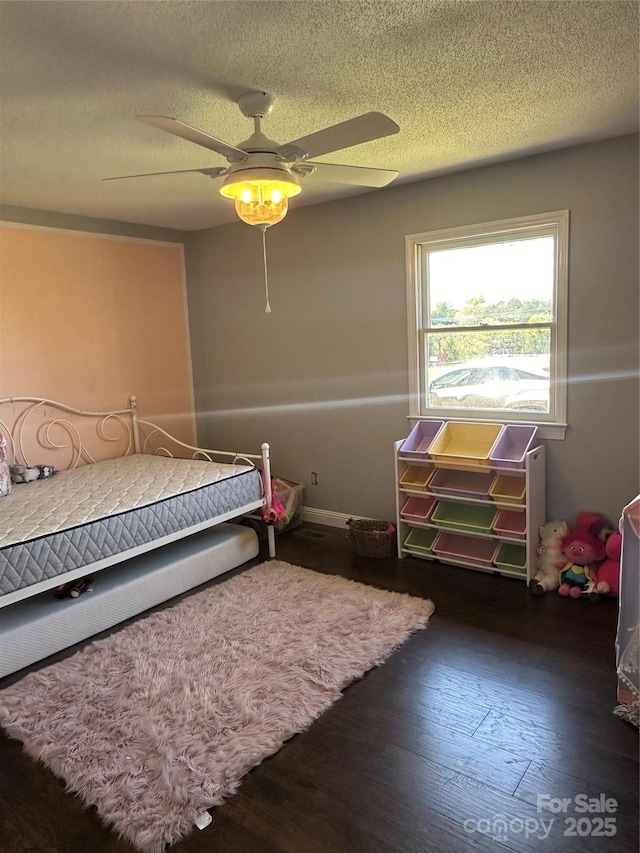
[406,211,569,440]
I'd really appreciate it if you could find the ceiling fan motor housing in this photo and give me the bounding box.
[237,91,275,119]
[219,153,302,228]
[221,154,302,191]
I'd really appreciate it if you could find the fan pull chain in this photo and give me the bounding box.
[259,225,271,314]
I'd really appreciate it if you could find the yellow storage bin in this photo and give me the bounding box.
[490,474,526,506]
[428,422,503,470]
[399,466,434,492]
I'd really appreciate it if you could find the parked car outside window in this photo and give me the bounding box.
[428,359,550,413]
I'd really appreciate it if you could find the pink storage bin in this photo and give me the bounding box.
[400,496,436,522]
[429,468,496,499]
[489,424,538,469]
[433,532,499,568]
[400,420,445,459]
[493,509,527,539]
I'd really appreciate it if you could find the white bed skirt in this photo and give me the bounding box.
[0,523,259,679]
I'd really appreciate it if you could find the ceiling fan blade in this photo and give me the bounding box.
[304,161,398,188]
[103,166,228,181]
[278,112,399,161]
[138,116,248,162]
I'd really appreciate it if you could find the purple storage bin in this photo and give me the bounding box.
[433,531,499,568]
[489,424,538,469]
[400,496,436,522]
[429,468,496,499]
[493,509,527,540]
[400,420,445,459]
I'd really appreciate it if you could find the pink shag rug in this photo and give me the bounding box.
[0,561,434,852]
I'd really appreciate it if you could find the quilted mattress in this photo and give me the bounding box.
[0,454,262,597]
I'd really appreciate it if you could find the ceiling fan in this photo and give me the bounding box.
[105,91,400,228]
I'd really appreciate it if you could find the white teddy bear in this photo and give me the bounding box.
[529,519,568,595]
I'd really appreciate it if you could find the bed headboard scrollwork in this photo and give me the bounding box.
[0,395,265,471]
[0,396,137,470]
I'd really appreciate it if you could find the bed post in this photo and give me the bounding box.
[130,395,141,455]
[261,442,276,558]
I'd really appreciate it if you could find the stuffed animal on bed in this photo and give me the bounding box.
[529,519,568,595]
[10,464,58,484]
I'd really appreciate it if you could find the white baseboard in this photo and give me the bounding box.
[302,506,365,529]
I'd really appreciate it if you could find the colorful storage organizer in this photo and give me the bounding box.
[396,419,544,581]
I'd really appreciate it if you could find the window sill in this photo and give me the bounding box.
[533,423,567,440]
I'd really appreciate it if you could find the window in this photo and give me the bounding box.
[406,211,568,438]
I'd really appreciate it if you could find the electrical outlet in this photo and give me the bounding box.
[311,471,318,486]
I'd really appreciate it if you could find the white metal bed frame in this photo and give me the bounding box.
[0,394,276,607]
[0,394,276,677]
[0,396,275,644]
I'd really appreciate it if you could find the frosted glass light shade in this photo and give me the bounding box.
[234,195,288,227]
[220,167,301,227]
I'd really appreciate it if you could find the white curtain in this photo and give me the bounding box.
[615,495,640,726]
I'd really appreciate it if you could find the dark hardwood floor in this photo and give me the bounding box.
[1,523,638,852]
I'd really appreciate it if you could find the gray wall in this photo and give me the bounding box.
[185,134,639,526]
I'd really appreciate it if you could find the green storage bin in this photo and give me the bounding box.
[494,542,527,574]
[404,527,438,557]
[431,500,498,534]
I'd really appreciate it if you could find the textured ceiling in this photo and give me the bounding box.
[0,0,638,231]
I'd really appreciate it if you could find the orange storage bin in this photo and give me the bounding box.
[490,474,526,506]
[399,466,434,492]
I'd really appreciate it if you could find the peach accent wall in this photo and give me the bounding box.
[0,224,194,444]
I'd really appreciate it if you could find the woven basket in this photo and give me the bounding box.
[347,519,396,558]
